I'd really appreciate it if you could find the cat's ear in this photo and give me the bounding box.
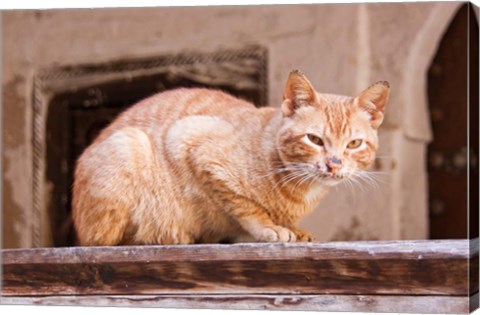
[282,70,318,117]
[355,81,390,129]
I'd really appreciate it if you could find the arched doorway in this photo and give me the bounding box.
[427,3,479,239]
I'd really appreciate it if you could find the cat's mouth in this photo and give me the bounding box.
[317,172,345,185]
[321,173,344,179]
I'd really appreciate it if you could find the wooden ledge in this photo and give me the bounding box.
[3,239,475,263]
[1,239,478,313]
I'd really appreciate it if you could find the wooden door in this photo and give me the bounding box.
[427,3,479,239]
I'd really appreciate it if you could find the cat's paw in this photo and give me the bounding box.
[154,229,194,245]
[293,229,316,242]
[257,226,297,242]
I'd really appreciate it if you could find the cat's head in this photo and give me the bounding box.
[276,70,389,187]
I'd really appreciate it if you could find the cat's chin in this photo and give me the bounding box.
[316,175,344,186]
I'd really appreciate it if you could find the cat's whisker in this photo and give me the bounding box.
[258,165,308,179]
[341,177,359,203]
[307,174,319,190]
[356,170,389,186]
[273,161,310,168]
[354,172,377,193]
[343,177,355,193]
[367,175,388,185]
[365,178,380,190]
[356,169,389,177]
[349,176,366,193]
[347,178,359,196]
[293,172,317,191]
[280,170,309,190]
[351,173,373,187]
[265,162,317,188]
[272,169,309,191]
[281,169,306,181]
[291,176,306,191]
[351,172,381,190]
[367,170,388,174]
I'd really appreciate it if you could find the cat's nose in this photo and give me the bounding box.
[329,156,342,165]
[326,156,342,176]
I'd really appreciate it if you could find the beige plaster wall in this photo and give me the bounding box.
[1,2,460,247]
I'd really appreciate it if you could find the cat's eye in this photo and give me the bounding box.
[347,139,363,149]
[307,134,324,146]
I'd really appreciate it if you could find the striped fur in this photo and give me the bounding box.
[72,71,389,245]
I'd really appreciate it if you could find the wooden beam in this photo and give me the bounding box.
[2,239,476,297]
[3,239,474,264]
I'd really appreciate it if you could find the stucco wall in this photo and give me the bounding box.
[1,2,460,247]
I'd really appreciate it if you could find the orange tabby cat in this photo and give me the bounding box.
[72,70,389,246]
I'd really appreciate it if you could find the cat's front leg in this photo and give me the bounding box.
[185,125,296,243]
[223,196,297,243]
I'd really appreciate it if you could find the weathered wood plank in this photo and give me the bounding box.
[3,239,473,264]
[1,239,476,297]
[1,258,470,296]
[0,294,471,314]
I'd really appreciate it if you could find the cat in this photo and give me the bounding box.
[72,70,389,246]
